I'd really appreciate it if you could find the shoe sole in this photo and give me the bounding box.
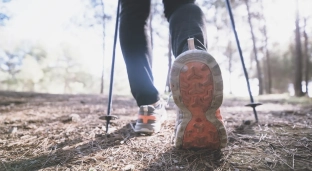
[133,123,161,134]
[170,50,227,149]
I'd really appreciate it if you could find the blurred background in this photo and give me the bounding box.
[0,0,311,98]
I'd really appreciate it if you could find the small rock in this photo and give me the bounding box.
[123,164,135,171]
[20,135,31,139]
[107,127,117,133]
[4,120,14,124]
[62,114,81,123]
[70,114,81,122]
[9,127,17,134]
[24,124,37,129]
[89,167,96,171]
[265,157,274,164]
[243,120,251,125]
[62,146,70,150]
[300,137,309,141]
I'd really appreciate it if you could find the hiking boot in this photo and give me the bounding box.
[133,100,167,134]
[170,46,227,149]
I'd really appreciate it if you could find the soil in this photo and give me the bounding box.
[0,91,311,171]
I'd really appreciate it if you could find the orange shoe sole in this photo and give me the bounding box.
[170,50,227,149]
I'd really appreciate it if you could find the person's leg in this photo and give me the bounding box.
[163,0,207,57]
[119,0,159,107]
[164,0,227,149]
[120,0,166,134]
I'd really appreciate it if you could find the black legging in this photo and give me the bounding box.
[119,0,207,106]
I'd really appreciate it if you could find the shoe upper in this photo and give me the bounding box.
[137,103,167,124]
[134,100,167,133]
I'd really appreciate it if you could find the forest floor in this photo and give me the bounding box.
[0,91,311,171]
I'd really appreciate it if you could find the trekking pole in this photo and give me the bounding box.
[225,0,262,122]
[99,0,121,132]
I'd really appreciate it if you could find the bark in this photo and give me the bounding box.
[245,0,264,95]
[294,0,304,96]
[260,0,272,94]
[100,0,106,94]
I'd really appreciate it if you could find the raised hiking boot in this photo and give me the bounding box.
[133,101,167,134]
[170,39,227,149]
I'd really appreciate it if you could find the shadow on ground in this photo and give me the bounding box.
[2,123,137,170]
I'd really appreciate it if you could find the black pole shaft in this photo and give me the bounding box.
[225,0,258,122]
[106,0,121,132]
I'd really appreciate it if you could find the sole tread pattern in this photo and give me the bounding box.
[170,50,228,149]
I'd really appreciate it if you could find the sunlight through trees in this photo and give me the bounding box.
[0,0,311,97]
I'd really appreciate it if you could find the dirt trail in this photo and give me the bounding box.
[0,91,311,171]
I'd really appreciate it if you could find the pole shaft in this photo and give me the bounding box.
[225,0,254,103]
[225,0,259,122]
[106,0,121,132]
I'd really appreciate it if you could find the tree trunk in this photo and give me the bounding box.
[226,41,233,94]
[264,40,272,94]
[260,0,272,94]
[100,0,106,94]
[64,67,69,94]
[165,35,172,93]
[245,0,264,95]
[303,18,309,95]
[294,0,304,96]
